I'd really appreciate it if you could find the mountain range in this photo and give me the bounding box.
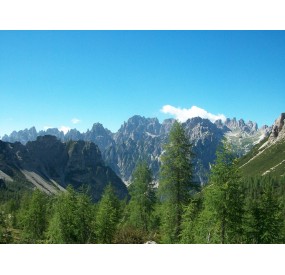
[1,115,271,184]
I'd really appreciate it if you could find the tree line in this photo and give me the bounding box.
[1,121,285,244]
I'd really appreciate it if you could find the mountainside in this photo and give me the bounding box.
[239,113,285,179]
[0,136,128,201]
[1,115,269,184]
[222,118,271,156]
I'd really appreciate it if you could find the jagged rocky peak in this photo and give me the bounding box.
[160,118,176,135]
[115,115,161,142]
[126,115,161,133]
[91,122,113,135]
[183,117,225,145]
[85,122,114,153]
[39,128,64,139]
[247,120,258,132]
[224,117,260,134]
[215,119,223,128]
[225,117,237,128]
[2,126,38,144]
[184,117,213,127]
[65,128,83,141]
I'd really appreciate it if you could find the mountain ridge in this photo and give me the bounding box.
[1,115,270,184]
[0,136,128,201]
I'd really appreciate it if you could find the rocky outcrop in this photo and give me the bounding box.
[270,113,285,140]
[2,127,38,144]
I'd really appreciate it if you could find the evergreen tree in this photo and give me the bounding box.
[95,184,120,244]
[180,200,197,244]
[197,143,244,244]
[244,178,284,243]
[47,186,94,244]
[75,189,95,243]
[20,189,49,243]
[158,121,194,243]
[127,162,156,232]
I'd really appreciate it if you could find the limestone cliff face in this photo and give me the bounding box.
[0,136,128,201]
[270,113,285,141]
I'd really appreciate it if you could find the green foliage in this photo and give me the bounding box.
[158,121,194,243]
[113,225,146,244]
[0,210,13,243]
[196,143,244,244]
[180,198,201,244]
[47,186,94,244]
[127,162,156,232]
[95,184,121,244]
[243,177,284,243]
[18,189,49,243]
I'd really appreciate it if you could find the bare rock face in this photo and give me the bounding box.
[266,113,285,146]
[271,113,285,138]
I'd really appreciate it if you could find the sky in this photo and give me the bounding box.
[0,31,285,136]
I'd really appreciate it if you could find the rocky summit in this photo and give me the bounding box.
[0,136,128,201]
[1,115,270,185]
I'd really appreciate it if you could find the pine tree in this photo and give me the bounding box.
[197,143,244,244]
[95,184,120,244]
[158,121,194,243]
[127,162,156,233]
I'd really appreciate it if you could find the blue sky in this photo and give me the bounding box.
[0,31,285,136]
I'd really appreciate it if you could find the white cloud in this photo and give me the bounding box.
[71,118,81,124]
[161,105,227,123]
[58,126,70,134]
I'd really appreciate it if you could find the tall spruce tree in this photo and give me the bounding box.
[127,162,156,232]
[196,143,244,244]
[158,121,194,243]
[95,184,120,244]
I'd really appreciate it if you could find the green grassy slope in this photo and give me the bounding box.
[239,138,285,178]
